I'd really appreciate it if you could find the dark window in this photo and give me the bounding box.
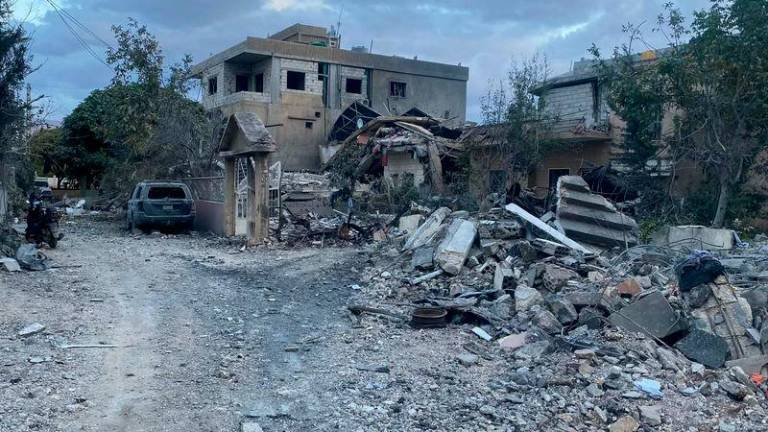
[147,186,187,199]
[254,73,264,93]
[390,81,406,98]
[345,78,362,94]
[207,77,217,95]
[548,169,570,190]
[317,63,326,81]
[305,121,313,129]
[286,71,306,90]
[314,111,321,118]
[235,75,249,92]
[133,186,143,199]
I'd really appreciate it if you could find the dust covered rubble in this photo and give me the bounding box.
[345,183,768,430]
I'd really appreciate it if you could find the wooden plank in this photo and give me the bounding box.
[427,142,445,194]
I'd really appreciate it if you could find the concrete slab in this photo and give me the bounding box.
[435,219,477,275]
[403,207,451,250]
[667,225,735,250]
[411,246,434,270]
[674,328,730,368]
[609,291,679,339]
[398,214,424,234]
[0,258,21,272]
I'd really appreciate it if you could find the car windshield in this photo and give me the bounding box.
[147,186,186,199]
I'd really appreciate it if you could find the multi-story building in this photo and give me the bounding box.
[190,24,469,171]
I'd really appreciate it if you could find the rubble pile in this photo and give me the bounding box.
[346,177,768,430]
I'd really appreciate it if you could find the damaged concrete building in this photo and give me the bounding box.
[529,52,700,197]
[190,24,468,171]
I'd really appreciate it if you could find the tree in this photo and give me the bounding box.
[0,0,30,151]
[592,1,768,227]
[28,127,62,175]
[0,0,34,214]
[478,55,561,188]
[55,19,219,193]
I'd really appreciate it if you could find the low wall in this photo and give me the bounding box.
[194,200,225,235]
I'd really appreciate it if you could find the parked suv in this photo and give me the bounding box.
[127,181,195,232]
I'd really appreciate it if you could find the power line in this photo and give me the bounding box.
[50,0,113,49]
[43,0,111,69]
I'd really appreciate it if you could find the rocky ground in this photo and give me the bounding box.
[1,216,767,431]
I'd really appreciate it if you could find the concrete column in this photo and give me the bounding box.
[247,155,269,245]
[270,58,282,105]
[223,157,236,236]
[327,63,340,109]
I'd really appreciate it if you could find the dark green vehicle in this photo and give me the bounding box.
[126,181,195,233]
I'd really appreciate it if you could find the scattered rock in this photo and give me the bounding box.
[532,308,563,334]
[720,380,749,401]
[548,297,578,324]
[638,405,663,426]
[498,333,527,351]
[608,415,640,432]
[457,353,479,367]
[17,323,46,338]
[514,285,543,312]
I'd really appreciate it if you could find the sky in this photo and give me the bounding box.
[12,0,712,123]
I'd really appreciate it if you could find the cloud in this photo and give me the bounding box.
[263,0,331,12]
[18,0,712,122]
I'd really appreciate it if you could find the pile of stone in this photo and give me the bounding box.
[354,175,768,384]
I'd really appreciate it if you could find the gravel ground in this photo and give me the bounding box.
[2,217,767,432]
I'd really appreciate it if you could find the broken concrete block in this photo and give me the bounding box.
[457,353,479,366]
[398,214,424,234]
[720,380,749,401]
[411,246,434,270]
[403,207,451,250]
[532,308,563,335]
[608,291,679,339]
[555,175,638,248]
[608,415,639,432]
[18,323,45,337]
[549,298,578,324]
[435,219,477,275]
[514,285,543,313]
[509,240,538,263]
[667,225,736,250]
[0,257,21,272]
[493,262,515,291]
[541,264,579,292]
[674,328,730,368]
[638,405,663,426]
[498,332,527,351]
[480,238,502,256]
[724,355,768,376]
[532,238,570,257]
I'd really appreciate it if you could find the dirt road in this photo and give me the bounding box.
[1,218,365,431]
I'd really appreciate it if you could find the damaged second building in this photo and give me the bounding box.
[190,24,469,171]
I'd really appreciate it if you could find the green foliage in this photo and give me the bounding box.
[386,175,420,213]
[28,128,61,175]
[0,0,34,214]
[0,0,30,153]
[480,55,560,174]
[638,218,664,243]
[54,19,218,192]
[592,1,768,227]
